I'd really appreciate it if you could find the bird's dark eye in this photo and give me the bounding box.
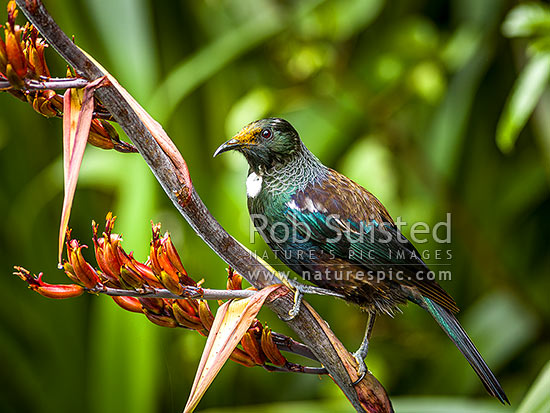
[261,128,272,139]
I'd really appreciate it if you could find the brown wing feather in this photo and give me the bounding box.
[293,169,459,313]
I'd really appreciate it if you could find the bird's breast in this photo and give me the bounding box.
[246,172,263,198]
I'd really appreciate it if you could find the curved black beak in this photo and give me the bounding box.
[213,138,241,157]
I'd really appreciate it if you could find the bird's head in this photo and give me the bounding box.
[214,118,300,172]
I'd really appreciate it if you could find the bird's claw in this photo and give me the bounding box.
[280,281,304,321]
[352,351,368,385]
[351,312,375,385]
[274,273,346,321]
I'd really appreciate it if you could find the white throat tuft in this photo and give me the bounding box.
[246,172,263,198]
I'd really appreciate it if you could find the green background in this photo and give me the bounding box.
[0,0,549,412]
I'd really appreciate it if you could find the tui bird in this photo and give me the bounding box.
[214,118,508,403]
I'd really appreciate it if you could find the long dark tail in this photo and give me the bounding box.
[420,297,509,404]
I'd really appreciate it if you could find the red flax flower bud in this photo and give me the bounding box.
[150,223,194,294]
[172,300,204,330]
[144,311,179,328]
[226,267,243,290]
[62,261,82,285]
[92,223,119,285]
[119,266,145,289]
[139,297,165,315]
[0,36,7,74]
[67,238,102,288]
[112,296,143,313]
[141,299,178,328]
[27,26,49,77]
[241,330,265,365]
[4,10,27,83]
[30,90,59,117]
[198,300,214,331]
[117,247,162,288]
[229,347,256,368]
[14,267,84,299]
[87,119,116,150]
[261,327,287,367]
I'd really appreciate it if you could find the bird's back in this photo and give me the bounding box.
[248,166,458,314]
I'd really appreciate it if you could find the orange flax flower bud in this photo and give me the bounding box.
[88,120,137,153]
[6,1,17,26]
[261,327,287,367]
[144,311,178,328]
[67,239,101,289]
[172,301,204,330]
[197,300,214,331]
[229,347,256,368]
[174,298,199,315]
[87,119,115,150]
[103,235,122,277]
[149,228,163,276]
[4,26,27,80]
[241,331,265,365]
[27,27,49,77]
[159,233,196,287]
[131,261,162,287]
[62,261,79,284]
[92,224,119,285]
[48,93,63,112]
[119,266,145,289]
[161,234,187,275]
[14,267,84,299]
[116,246,160,288]
[111,295,143,313]
[227,267,243,290]
[38,90,60,117]
[31,91,58,117]
[5,62,24,88]
[139,297,165,315]
[159,270,184,295]
[0,37,7,74]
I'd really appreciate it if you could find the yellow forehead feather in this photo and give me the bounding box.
[234,124,262,145]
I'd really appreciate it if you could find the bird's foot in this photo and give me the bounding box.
[351,351,368,385]
[351,311,376,385]
[277,276,345,321]
[351,340,370,385]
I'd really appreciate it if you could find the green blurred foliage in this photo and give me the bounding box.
[0,0,549,412]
